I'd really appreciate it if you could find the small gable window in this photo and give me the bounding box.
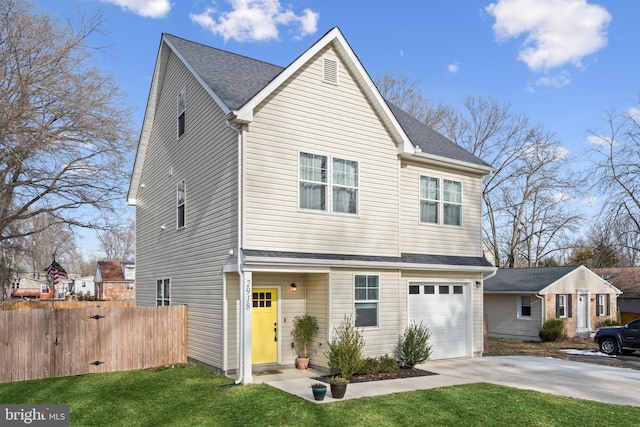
[177,87,186,138]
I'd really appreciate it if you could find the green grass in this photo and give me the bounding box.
[0,365,637,426]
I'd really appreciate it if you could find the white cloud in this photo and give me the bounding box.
[534,71,571,88]
[581,196,599,206]
[486,0,611,71]
[190,0,319,42]
[628,106,640,122]
[587,134,613,147]
[101,0,171,18]
[448,63,459,74]
[551,192,572,203]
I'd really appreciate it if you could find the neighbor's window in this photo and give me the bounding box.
[596,294,610,316]
[156,278,170,306]
[354,275,379,327]
[556,294,572,318]
[177,87,186,137]
[420,175,462,226]
[518,295,531,319]
[299,152,327,211]
[177,180,186,228]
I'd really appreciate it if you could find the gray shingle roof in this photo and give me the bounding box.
[484,265,581,293]
[163,33,489,168]
[164,34,284,110]
[243,249,493,268]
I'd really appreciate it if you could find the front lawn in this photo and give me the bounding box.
[0,365,637,426]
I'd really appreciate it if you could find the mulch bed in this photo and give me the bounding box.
[314,368,437,384]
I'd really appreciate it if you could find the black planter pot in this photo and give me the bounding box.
[312,386,327,401]
[330,383,347,399]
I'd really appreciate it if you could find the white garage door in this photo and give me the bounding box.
[408,283,469,359]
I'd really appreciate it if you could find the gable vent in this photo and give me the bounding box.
[322,57,338,85]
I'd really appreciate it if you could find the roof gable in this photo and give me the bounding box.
[127,27,493,205]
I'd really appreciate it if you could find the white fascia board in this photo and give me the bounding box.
[235,27,413,152]
[401,151,495,176]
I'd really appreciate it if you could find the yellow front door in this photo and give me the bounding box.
[252,288,278,365]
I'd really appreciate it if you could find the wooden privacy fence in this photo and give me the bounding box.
[0,305,187,383]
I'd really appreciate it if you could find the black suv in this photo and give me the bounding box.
[594,318,640,355]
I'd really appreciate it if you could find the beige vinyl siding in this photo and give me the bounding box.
[243,47,400,256]
[400,162,484,257]
[135,50,238,371]
[484,294,543,339]
[543,267,617,295]
[402,270,484,356]
[327,269,402,359]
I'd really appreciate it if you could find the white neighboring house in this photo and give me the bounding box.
[72,276,96,298]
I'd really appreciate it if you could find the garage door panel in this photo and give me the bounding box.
[408,283,468,360]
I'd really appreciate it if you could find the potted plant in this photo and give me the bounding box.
[327,376,349,399]
[326,315,365,398]
[292,314,319,370]
[310,382,327,401]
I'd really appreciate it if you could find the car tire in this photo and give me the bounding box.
[599,338,618,355]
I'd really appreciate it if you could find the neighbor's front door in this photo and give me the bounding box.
[252,288,278,365]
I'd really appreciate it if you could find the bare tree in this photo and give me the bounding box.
[440,97,584,267]
[98,218,135,260]
[375,71,452,128]
[589,95,640,263]
[0,0,135,247]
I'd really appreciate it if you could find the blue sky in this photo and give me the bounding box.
[30,0,640,254]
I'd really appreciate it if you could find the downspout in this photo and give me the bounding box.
[226,119,245,385]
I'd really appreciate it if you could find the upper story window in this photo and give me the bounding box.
[332,158,358,214]
[299,152,358,214]
[177,87,186,138]
[177,180,186,229]
[354,275,378,327]
[420,175,462,226]
[299,152,327,211]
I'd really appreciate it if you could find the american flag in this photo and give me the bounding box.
[45,259,68,283]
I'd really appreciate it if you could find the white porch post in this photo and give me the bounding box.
[241,271,253,384]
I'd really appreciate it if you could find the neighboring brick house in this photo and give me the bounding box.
[94,261,135,301]
[484,265,621,340]
[593,267,640,324]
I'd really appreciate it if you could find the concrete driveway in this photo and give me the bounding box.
[423,356,640,407]
[266,355,640,406]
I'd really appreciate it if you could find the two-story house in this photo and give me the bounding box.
[128,27,495,383]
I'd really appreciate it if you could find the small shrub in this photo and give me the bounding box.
[377,354,400,374]
[397,322,432,368]
[539,318,565,342]
[326,315,365,380]
[360,357,380,375]
[597,318,621,327]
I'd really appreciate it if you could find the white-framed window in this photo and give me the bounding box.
[420,175,462,226]
[557,294,566,317]
[518,295,531,319]
[177,87,186,138]
[354,275,378,327]
[596,294,610,316]
[299,152,358,214]
[332,158,358,214]
[177,180,186,229]
[156,278,170,306]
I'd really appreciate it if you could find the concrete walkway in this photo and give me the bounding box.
[264,356,640,407]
